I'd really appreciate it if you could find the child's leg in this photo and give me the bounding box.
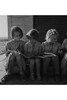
[62,67,67,80]
[61,53,67,69]
[7,53,16,74]
[61,54,67,79]
[29,59,35,80]
[52,56,59,76]
[43,57,50,75]
[21,56,26,71]
[16,54,24,75]
[35,58,41,80]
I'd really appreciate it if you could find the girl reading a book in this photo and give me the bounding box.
[6,26,26,76]
[24,29,42,80]
[41,29,61,79]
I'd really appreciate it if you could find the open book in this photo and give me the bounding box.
[21,52,56,58]
[0,50,56,59]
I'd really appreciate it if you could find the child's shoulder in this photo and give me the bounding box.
[62,39,67,44]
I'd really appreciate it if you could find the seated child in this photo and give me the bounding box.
[5,26,26,76]
[41,29,61,78]
[61,35,67,79]
[24,29,42,80]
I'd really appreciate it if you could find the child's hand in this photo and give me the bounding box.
[10,50,17,54]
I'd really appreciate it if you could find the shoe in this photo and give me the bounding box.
[1,74,11,83]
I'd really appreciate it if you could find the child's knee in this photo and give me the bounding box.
[43,57,50,63]
[35,58,40,63]
[16,54,22,61]
[30,59,34,65]
[52,55,59,62]
[62,67,67,75]
[10,54,15,61]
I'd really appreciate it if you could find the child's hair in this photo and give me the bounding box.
[45,29,59,41]
[26,29,39,40]
[10,26,23,38]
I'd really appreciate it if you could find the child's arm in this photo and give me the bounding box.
[6,43,11,57]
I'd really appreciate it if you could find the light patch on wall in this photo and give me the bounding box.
[0,15,8,39]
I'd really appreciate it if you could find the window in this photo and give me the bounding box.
[0,16,8,39]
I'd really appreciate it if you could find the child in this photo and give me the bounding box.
[6,26,26,76]
[41,29,61,78]
[24,29,42,80]
[61,35,67,79]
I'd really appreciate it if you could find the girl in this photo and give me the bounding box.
[41,29,61,79]
[6,26,26,76]
[24,29,42,80]
[61,35,67,79]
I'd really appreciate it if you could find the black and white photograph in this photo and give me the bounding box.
[0,0,67,100]
[0,15,67,84]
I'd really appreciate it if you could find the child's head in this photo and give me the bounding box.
[45,29,59,43]
[26,29,39,42]
[10,26,23,40]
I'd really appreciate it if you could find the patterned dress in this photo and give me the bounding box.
[5,39,26,73]
[24,40,42,58]
[41,41,61,54]
[41,41,61,75]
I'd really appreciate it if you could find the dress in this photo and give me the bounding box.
[5,39,26,73]
[24,40,42,58]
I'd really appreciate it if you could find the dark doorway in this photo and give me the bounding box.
[33,16,67,43]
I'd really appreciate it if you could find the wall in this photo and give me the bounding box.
[8,15,33,41]
[33,16,67,43]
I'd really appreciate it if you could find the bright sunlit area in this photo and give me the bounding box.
[0,15,8,39]
[0,16,8,81]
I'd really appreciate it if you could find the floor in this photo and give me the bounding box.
[0,54,6,82]
[0,54,67,85]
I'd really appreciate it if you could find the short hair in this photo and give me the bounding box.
[26,29,39,40]
[45,29,59,41]
[10,26,23,38]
